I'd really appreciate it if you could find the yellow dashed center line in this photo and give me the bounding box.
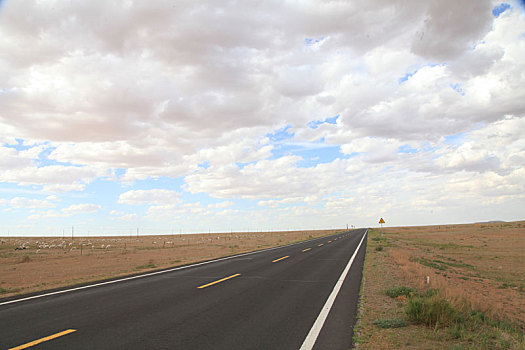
[197,273,241,289]
[272,256,290,263]
[302,248,311,252]
[9,329,77,350]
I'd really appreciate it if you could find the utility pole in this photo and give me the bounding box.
[72,226,74,240]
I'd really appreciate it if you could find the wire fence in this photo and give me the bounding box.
[0,224,353,237]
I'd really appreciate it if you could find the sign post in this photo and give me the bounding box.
[379,218,385,235]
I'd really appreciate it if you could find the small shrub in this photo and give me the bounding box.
[20,255,31,263]
[469,309,487,326]
[136,259,156,269]
[386,286,416,298]
[373,318,407,328]
[375,246,383,251]
[422,289,438,297]
[0,287,20,294]
[448,323,464,339]
[406,294,462,327]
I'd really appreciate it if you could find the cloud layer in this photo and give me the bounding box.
[0,0,523,234]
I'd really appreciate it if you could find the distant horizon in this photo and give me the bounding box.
[2,219,522,238]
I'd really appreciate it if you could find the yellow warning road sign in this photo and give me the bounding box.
[379,218,385,224]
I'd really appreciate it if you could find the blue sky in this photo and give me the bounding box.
[0,1,524,236]
[493,3,511,16]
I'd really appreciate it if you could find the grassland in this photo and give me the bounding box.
[0,229,339,299]
[355,221,524,349]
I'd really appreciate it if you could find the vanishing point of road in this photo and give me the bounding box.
[0,228,367,349]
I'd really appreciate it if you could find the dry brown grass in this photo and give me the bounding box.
[0,229,339,298]
[356,230,447,349]
[385,221,525,324]
[356,221,525,349]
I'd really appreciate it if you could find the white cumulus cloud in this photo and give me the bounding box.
[118,189,181,205]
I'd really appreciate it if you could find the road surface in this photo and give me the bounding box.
[0,228,367,349]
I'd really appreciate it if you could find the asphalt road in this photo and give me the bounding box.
[0,228,367,350]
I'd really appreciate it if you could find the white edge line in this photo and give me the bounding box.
[299,229,368,350]
[0,230,357,307]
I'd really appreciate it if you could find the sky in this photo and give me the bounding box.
[0,0,524,236]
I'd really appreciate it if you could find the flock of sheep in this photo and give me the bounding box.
[5,238,119,253]
[3,232,293,256]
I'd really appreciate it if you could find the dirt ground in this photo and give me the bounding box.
[357,229,448,349]
[0,229,339,299]
[356,221,525,349]
[384,221,525,324]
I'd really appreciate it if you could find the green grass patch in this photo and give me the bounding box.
[434,255,475,269]
[404,292,524,348]
[437,243,475,250]
[368,229,394,248]
[136,260,156,270]
[406,294,462,327]
[372,318,407,329]
[386,286,416,298]
[408,240,475,251]
[0,287,21,294]
[497,282,517,289]
[136,263,156,269]
[409,256,448,271]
